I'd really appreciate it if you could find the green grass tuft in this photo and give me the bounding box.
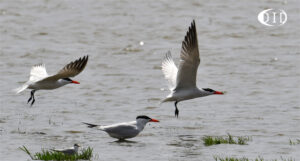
[20,145,93,161]
[203,133,250,146]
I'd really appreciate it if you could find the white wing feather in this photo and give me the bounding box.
[162,51,178,90]
[29,64,49,82]
[14,64,48,94]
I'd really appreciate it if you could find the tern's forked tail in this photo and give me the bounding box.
[160,97,175,104]
[14,84,29,94]
[82,122,100,128]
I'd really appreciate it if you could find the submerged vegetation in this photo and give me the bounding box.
[19,145,93,161]
[203,133,250,146]
[289,139,300,145]
[214,156,295,161]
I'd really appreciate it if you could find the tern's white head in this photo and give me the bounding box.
[59,78,80,85]
[136,115,159,130]
[74,144,80,151]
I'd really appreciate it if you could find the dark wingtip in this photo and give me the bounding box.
[181,20,198,54]
[82,122,98,128]
[192,19,195,26]
[190,19,196,33]
[75,55,89,71]
[84,55,89,61]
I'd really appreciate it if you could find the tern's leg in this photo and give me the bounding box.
[174,101,179,118]
[27,90,36,106]
[27,90,34,104]
[31,90,36,106]
[117,138,126,142]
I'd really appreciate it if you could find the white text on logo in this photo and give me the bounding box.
[258,9,287,26]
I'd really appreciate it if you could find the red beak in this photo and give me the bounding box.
[150,118,159,122]
[71,80,80,84]
[214,91,224,95]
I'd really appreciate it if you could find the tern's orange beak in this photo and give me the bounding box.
[214,91,224,95]
[150,118,159,122]
[71,80,80,84]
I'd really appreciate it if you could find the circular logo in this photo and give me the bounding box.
[258,9,287,26]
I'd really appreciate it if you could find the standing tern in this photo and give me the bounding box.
[15,55,88,106]
[52,144,80,155]
[161,20,224,117]
[83,115,159,141]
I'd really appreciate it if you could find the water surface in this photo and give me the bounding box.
[0,0,299,160]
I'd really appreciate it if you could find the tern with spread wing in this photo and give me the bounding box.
[15,55,88,106]
[83,115,159,141]
[52,144,80,155]
[161,20,224,117]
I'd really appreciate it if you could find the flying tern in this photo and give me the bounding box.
[161,20,224,117]
[15,55,88,106]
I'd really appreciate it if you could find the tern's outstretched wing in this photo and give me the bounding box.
[175,20,200,90]
[14,64,48,93]
[162,51,178,90]
[55,55,88,78]
[38,55,88,83]
[29,64,49,82]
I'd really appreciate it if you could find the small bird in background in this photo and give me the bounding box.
[14,55,88,106]
[161,20,224,117]
[83,115,159,141]
[52,144,80,155]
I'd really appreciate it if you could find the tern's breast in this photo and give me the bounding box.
[29,81,66,90]
[173,88,207,101]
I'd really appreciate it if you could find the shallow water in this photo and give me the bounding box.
[0,0,299,160]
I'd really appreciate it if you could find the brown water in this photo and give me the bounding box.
[0,0,299,160]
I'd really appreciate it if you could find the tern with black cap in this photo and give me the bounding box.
[83,115,159,141]
[161,20,224,117]
[14,55,88,106]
